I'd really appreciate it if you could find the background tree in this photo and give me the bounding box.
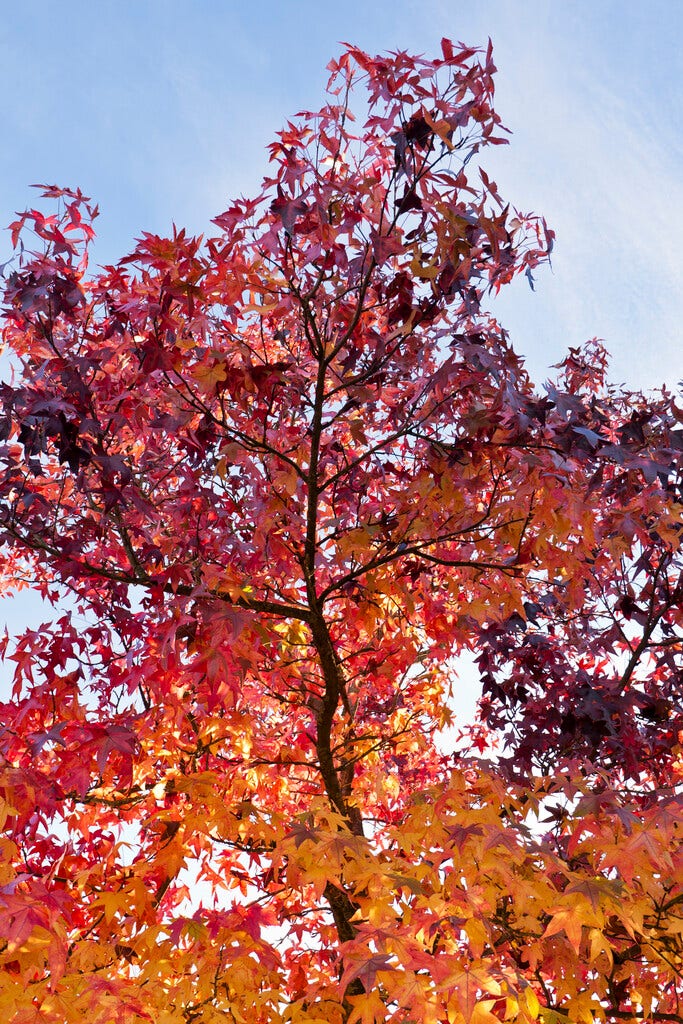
[0,40,681,1024]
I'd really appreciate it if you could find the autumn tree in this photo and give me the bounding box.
[0,39,682,1024]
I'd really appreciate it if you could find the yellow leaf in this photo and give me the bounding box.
[464,917,488,958]
[521,986,541,1019]
[409,256,440,279]
[191,360,228,391]
[471,1000,505,1024]
[542,907,584,952]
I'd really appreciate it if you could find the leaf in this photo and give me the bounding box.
[341,953,397,994]
[542,907,585,952]
[270,190,309,236]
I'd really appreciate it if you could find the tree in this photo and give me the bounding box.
[0,38,682,1024]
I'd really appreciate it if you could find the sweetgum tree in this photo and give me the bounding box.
[0,40,682,1024]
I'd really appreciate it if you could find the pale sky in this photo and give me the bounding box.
[2,1,680,390]
[0,2,681,679]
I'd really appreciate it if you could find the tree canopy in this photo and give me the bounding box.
[0,39,682,1024]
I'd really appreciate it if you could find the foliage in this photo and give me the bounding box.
[0,39,682,1023]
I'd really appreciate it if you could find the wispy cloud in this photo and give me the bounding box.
[432,2,683,391]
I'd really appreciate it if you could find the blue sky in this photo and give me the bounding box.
[2,1,681,390]
[0,2,681,678]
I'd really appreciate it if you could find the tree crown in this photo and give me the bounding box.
[0,39,682,1024]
